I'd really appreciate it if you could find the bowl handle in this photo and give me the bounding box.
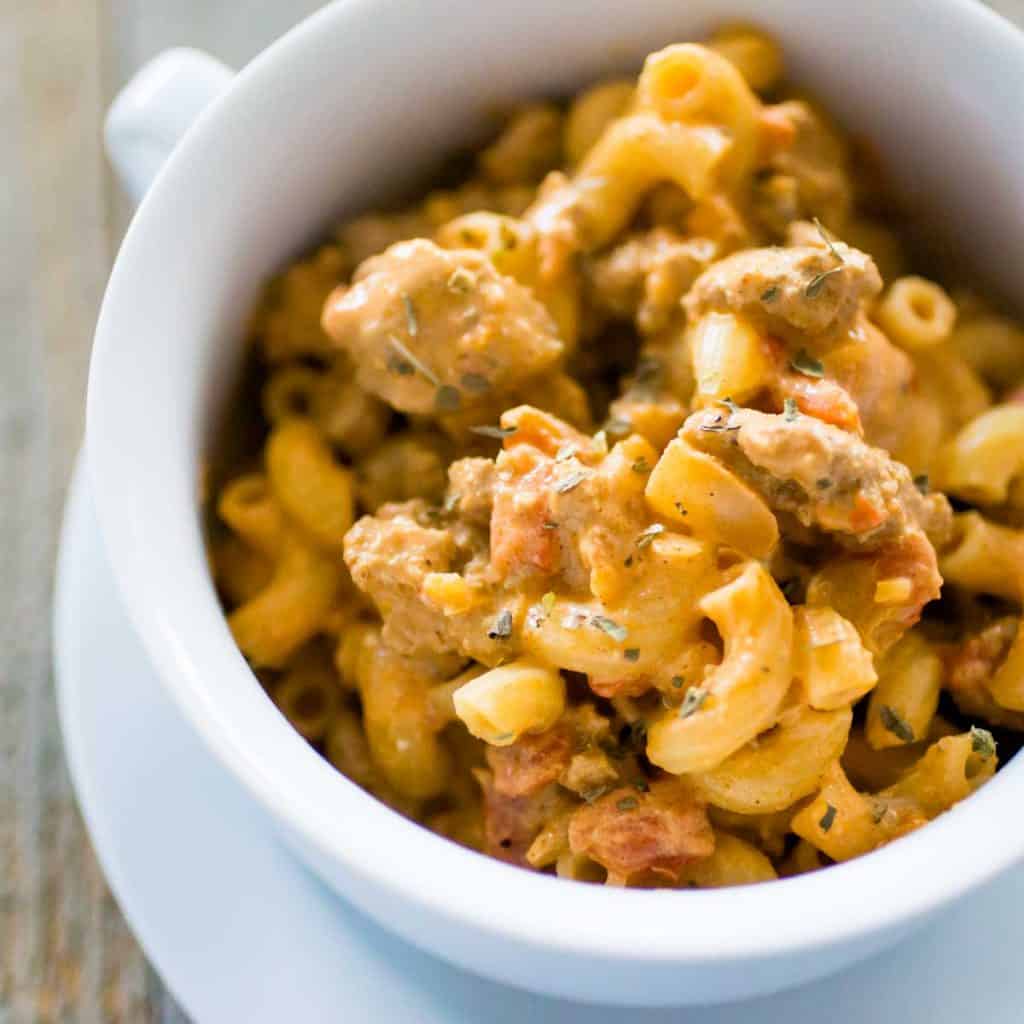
[105,48,236,204]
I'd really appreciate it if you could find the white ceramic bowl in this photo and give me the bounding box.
[89,0,1024,1006]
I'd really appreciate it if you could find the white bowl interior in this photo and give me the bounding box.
[87,0,1024,1003]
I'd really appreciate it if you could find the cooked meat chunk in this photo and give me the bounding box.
[343,503,457,655]
[683,244,881,346]
[588,229,716,334]
[807,530,944,654]
[568,781,714,885]
[823,315,917,452]
[480,777,566,867]
[753,101,853,235]
[322,239,564,415]
[683,406,947,549]
[445,457,497,526]
[945,618,1024,729]
[485,722,574,798]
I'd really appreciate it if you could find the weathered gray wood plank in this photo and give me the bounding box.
[1,1,153,1021]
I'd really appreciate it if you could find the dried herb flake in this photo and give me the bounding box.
[487,610,513,640]
[592,615,628,643]
[387,334,439,386]
[469,424,517,439]
[970,726,996,759]
[879,704,915,743]
[435,385,462,412]
[461,372,491,393]
[447,266,476,293]
[813,217,845,263]
[402,292,419,335]
[819,803,837,833]
[554,470,588,494]
[678,686,708,719]
[804,265,843,298]
[637,523,665,549]
[790,349,825,378]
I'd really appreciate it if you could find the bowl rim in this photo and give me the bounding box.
[87,0,1024,965]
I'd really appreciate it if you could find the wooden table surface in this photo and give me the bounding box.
[2,1,1022,1021]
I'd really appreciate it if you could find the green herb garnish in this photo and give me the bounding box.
[387,334,439,386]
[402,292,419,335]
[970,726,996,759]
[592,616,628,643]
[604,417,633,439]
[461,372,491,393]
[819,803,837,833]
[913,474,930,495]
[616,796,639,812]
[790,349,825,378]
[678,686,708,719]
[671,676,684,689]
[816,478,832,490]
[487,610,513,640]
[553,470,588,494]
[632,457,651,474]
[633,778,650,792]
[761,285,780,303]
[447,266,476,293]
[805,266,843,298]
[783,397,800,421]
[879,705,915,743]
[624,648,640,662]
[435,385,462,412]
[637,523,665,549]
[469,424,517,439]
[813,217,845,263]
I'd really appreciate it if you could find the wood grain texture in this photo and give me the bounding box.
[1,2,324,1021]
[2,2,1022,1022]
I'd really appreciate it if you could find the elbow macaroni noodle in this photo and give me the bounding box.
[208,29,1021,889]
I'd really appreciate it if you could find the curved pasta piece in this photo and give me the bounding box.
[453,659,566,746]
[865,632,941,749]
[646,561,793,775]
[521,531,719,691]
[689,704,852,813]
[873,276,956,350]
[679,830,777,887]
[266,418,355,553]
[564,78,635,166]
[987,623,1024,712]
[228,535,343,668]
[688,311,774,404]
[793,606,877,710]
[935,404,1024,505]
[940,512,1024,602]
[645,437,779,559]
[355,641,453,800]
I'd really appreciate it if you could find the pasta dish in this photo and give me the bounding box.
[208,27,1024,888]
